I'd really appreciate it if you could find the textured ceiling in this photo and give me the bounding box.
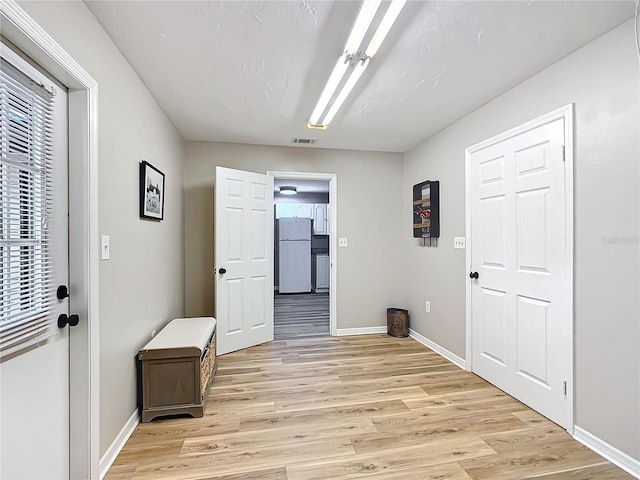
[85,1,635,153]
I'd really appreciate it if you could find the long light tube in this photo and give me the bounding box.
[366,0,407,57]
[308,53,350,127]
[322,57,370,126]
[308,0,406,128]
[345,0,382,54]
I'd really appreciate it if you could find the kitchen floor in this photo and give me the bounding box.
[274,293,329,340]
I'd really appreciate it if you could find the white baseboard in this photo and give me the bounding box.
[336,326,387,336]
[409,328,467,370]
[573,426,640,478]
[99,409,139,479]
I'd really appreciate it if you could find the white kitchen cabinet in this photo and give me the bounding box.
[275,203,295,219]
[312,254,330,293]
[295,203,314,218]
[312,203,329,235]
[275,203,313,219]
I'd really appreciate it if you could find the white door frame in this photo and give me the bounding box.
[1,1,100,477]
[268,171,337,336]
[464,104,574,432]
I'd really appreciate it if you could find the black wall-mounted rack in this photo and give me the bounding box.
[413,180,440,246]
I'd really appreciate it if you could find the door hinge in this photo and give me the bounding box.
[561,145,566,162]
[563,380,567,396]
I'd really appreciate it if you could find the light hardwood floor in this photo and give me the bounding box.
[106,335,632,480]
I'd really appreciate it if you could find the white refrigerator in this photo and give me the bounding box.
[278,218,311,293]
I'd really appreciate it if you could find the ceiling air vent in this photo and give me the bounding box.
[291,137,318,145]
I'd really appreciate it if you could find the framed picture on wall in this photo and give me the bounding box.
[139,161,165,220]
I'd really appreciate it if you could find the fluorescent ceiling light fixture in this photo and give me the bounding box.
[307,0,407,129]
[279,186,297,195]
[308,53,350,127]
[322,57,370,126]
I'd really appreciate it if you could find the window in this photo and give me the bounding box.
[0,54,56,358]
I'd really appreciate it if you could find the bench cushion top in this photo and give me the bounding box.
[140,317,217,353]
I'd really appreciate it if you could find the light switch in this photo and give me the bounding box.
[101,235,110,260]
[339,237,348,247]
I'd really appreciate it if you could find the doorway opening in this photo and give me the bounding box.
[268,171,337,340]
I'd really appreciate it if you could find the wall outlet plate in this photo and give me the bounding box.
[339,237,348,247]
[425,301,431,314]
[454,237,466,249]
[100,235,110,260]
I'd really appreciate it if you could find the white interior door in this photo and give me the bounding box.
[215,167,274,355]
[0,44,70,479]
[468,112,572,429]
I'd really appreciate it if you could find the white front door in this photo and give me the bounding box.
[215,167,274,355]
[0,44,70,478]
[468,110,572,428]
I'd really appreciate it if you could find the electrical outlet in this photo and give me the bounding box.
[454,237,466,249]
[425,301,431,314]
[339,237,348,247]
[151,329,156,338]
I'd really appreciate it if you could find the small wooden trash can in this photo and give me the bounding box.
[387,308,409,337]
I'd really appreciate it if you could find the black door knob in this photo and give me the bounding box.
[56,285,69,300]
[469,271,479,279]
[218,268,227,274]
[58,313,80,329]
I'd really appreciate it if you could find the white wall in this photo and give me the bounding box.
[184,142,404,328]
[17,1,186,458]
[402,20,639,460]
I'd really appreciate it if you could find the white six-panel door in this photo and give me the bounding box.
[468,110,572,429]
[215,167,274,355]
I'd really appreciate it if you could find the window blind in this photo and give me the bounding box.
[0,57,57,358]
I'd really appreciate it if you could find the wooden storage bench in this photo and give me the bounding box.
[138,317,217,422]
